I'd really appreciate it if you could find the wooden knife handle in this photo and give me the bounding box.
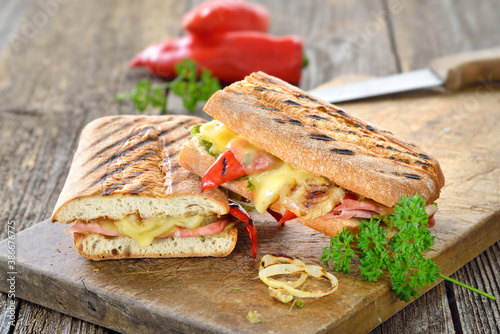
[430,47,500,90]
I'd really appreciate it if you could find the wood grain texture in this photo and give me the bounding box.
[0,0,498,333]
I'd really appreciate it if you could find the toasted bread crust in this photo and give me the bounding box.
[73,225,238,261]
[180,138,360,237]
[52,115,229,223]
[202,72,444,207]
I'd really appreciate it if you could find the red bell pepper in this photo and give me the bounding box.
[130,32,303,84]
[182,0,269,35]
[228,199,258,258]
[201,149,247,192]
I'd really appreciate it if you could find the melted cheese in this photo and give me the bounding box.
[199,120,336,215]
[110,214,211,248]
[199,120,238,155]
[249,163,330,213]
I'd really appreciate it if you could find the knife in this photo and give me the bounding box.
[308,47,500,103]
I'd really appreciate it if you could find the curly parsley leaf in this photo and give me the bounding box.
[321,194,496,302]
[321,227,356,274]
[116,59,220,114]
[357,219,390,282]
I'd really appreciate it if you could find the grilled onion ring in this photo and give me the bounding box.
[259,254,308,288]
[259,262,338,298]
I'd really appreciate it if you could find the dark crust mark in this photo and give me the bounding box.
[366,125,376,131]
[130,184,148,194]
[354,123,363,128]
[417,153,430,160]
[158,119,191,138]
[221,157,228,176]
[283,100,302,107]
[92,122,135,146]
[273,118,286,124]
[394,173,422,180]
[389,156,410,164]
[228,89,243,95]
[261,106,279,111]
[102,171,143,196]
[415,160,430,167]
[89,151,155,188]
[162,132,191,149]
[254,86,280,93]
[90,125,157,160]
[376,144,385,148]
[309,134,335,141]
[386,146,403,153]
[331,148,355,155]
[306,115,330,122]
[288,119,304,126]
[337,110,349,117]
[336,129,357,135]
[87,139,157,178]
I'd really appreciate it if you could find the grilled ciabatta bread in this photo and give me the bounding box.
[200,72,444,207]
[179,72,445,237]
[52,115,238,260]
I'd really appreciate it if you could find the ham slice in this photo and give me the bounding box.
[66,219,229,238]
[322,196,438,227]
[323,198,394,220]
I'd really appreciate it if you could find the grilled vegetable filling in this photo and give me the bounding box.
[194,120,345,219]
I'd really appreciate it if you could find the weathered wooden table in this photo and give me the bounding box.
[0,0,498,333]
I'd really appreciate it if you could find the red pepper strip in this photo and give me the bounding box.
[229,199,257,258]
[277,210,297,226]
[130,32,303,84]
[182,0,269,35]
[201,149,247,192]
[266,209,297,226]
[266,209,283,223]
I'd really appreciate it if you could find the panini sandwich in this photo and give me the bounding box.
[52,115,256,260]
[179,72,445,237]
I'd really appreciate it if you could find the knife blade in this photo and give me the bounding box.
[308,46,500,103]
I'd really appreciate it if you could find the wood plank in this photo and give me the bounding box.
[0,0,498,332]
[0,83,499,333]
[452,241,500,333]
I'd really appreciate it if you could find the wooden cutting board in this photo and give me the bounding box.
[0,78,499,334]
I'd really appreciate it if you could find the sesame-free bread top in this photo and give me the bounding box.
[52,115,229,224]
[202,72,445,207]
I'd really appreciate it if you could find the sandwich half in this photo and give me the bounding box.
[51,115,256,261]
[179,72,445,237]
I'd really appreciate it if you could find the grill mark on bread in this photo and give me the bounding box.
[90,125,157,160]
[254,86,280,93]
[415,160,430,167]
[309,134,335,141]
[102,171,143,195]
[89,151,156,188]
[393,172,422,180]
[162,132,191,149]
[92,121,135,146]
[273,119,286,123]
[158,119,192,137]
[87,137,157,177]
[306,115,330,122]
[130,183,148,194]
[288,119,304,126]
[331,148,355,155]
[283,100,302,107]
[261,106,279,111]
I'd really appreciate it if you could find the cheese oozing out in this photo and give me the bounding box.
[100,214,217,248]
[197,120,342,216]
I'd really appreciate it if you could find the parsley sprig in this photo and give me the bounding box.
[116,59,220,114]
[321,195,496,302]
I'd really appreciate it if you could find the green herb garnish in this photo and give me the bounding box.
[295,299,304,308]
[246,181,256,192]
[321,195,496,302]
[116,59,220,114]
